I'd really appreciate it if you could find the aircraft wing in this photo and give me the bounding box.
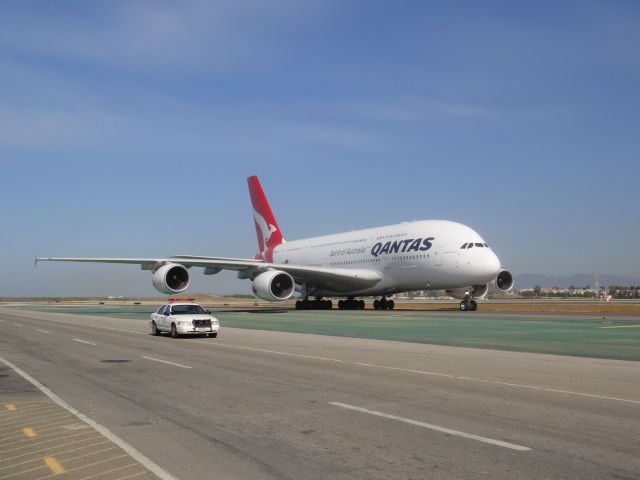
[35,256,383,292]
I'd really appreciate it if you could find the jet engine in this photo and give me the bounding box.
[152,263,190,294]
[490,269,515,293]
[251,270,295,301]
[446,284,489,300]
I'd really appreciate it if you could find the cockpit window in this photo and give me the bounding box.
[461,243,468,249]
[483,243,488,247]
[467,243,473,249]
[475,243,484,247]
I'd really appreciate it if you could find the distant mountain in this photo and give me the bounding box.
[515,273,640,289]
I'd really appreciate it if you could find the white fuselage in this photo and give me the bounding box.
[272,220,502,297]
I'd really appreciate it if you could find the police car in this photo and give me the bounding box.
[150,299,220,338]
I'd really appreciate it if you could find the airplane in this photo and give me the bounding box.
[36,175,513,311]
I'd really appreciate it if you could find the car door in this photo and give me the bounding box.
[153,305,165,328]
[159,304,170,330]
[163,305,172,331]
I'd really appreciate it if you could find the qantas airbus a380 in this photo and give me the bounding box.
[37,176,514,311]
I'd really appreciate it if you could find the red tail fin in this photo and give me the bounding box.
[247,176,284,261]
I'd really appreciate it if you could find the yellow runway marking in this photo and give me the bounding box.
[5,404,16,411]
[0,440,109,471]
[0,438,107,464]
[600,324,640,329]
[2,430,97,455]
[23,427,37,437]
[60,445,117,464]
[35,454,128,480]
[2,464,48,479]
[114,470,148,480]
[76,463,139,480]
[44,456,66,475]
[0,419,75,444]
[0,406,60,420]
[0,412,73,430]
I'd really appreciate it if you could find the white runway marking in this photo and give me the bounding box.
[37,329,50,334]
[330,402,531,451]
[7,312,637,405]
[142,356,192,369]
[200,341,640,405]
[73,338,96,346]
[0,356,178,480]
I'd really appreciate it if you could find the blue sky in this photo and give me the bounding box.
[1,1,639,296]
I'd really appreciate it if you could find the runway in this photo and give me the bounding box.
[1,307,639,480]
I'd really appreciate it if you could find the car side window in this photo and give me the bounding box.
[161,305,170,315]
[157,305,166,314]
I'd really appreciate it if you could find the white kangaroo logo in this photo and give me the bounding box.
[253,209,277,249]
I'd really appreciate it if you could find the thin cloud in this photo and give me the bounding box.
[0,1,322,72]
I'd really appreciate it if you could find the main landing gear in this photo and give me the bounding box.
[459,299,478,311]
[373,297,395,310]
[337,298,365,310]
[296,298,332,310]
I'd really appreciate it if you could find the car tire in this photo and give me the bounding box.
[210,332,218,338]
[151,322,160,336]
[170,323,179,339]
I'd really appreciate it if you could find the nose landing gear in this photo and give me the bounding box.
[459,299,478,311]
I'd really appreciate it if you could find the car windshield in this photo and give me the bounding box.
[170,305,207,315]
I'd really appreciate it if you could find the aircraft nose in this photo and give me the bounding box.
[470,249,501,280]
[487,250,501,275]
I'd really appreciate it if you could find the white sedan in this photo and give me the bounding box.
[150,302,220,338]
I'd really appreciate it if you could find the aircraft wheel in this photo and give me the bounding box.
[388,300,395,310]
[470,300,478,311]
[459,301,467,311]
[296,300,302,310]
[326,300,332,310]
[338,300,344,310]
[358,300,365,310]
[373,299,380,310]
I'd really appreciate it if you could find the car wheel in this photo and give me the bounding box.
[151,322,160,336]
[210,332,218,338]
[170,323,179,339]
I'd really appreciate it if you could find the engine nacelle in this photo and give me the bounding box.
[489,269,515,293]
[152,263,190,294]
[446,284,489,300]
[251,270,295,301]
